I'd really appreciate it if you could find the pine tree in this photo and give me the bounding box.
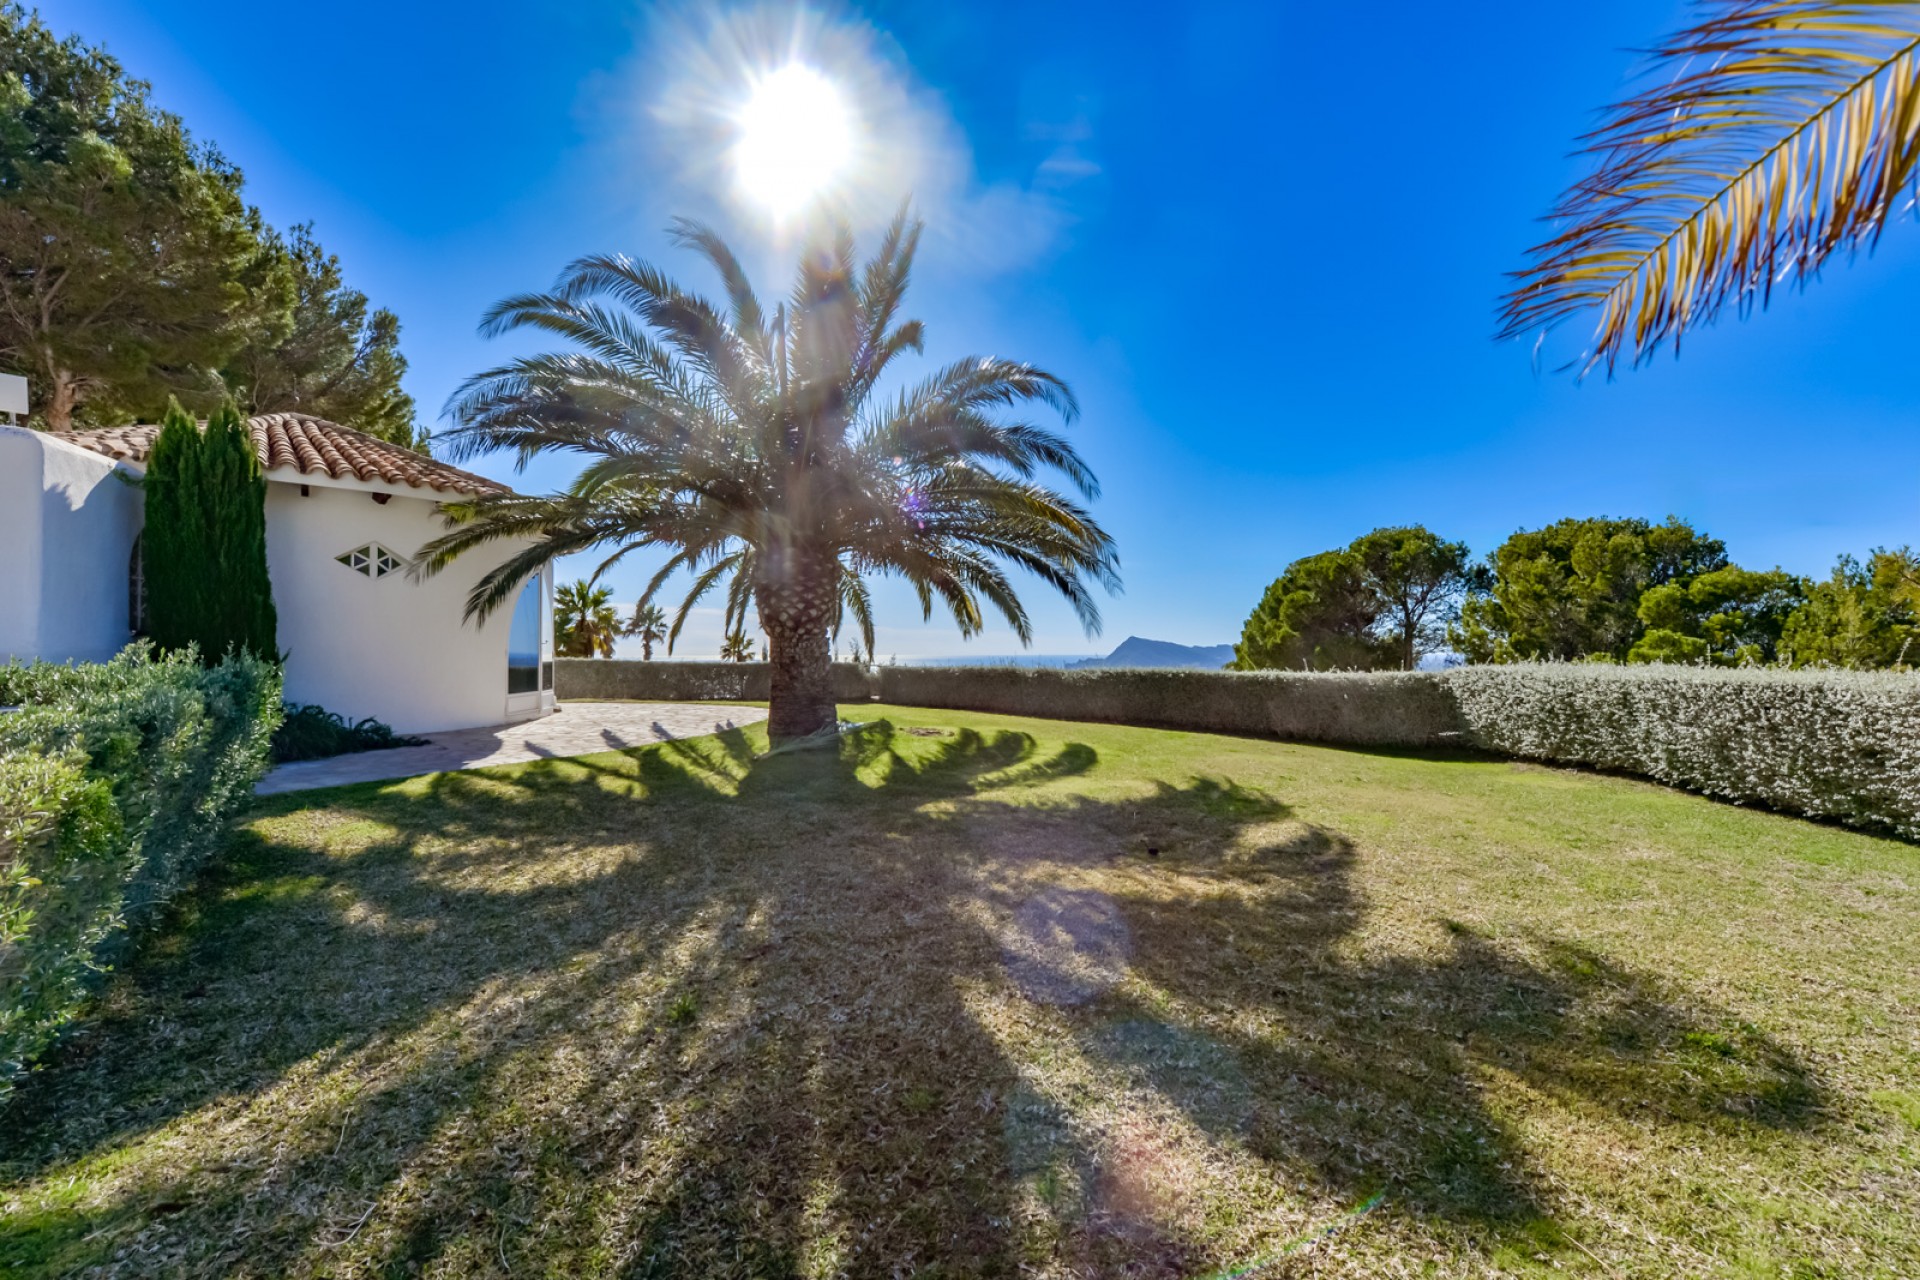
[141,397,277,663]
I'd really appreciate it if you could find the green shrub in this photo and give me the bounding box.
[0,644,280,1102]
[271,704,425,763]
[1447,663,1920,839]
[142,399,279,664]
[553,660,879,704]
[562,657,1920,838]
[875,665,1465,746]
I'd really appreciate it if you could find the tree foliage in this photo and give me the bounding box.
[719,630,757,663]
[1231,549,1395,672]
[0,5,265,428]
[222,222,421,447]
[1630,566,1806,665]
[1234,526,1475,672]
[554,580,618,659]
[0,7,415,434]
[1453,517,1729,663]
[1351,526,1479,670]
[416,210,1118,741]
[141,398,277,663]
[1779,548,1919,667]
[1501,2,1920,373]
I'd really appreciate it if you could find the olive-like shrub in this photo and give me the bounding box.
[1447,662,1920,839]
[0,645,281,1103]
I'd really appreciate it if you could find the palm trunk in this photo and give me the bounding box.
[758,551,839,742]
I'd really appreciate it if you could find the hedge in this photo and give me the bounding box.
[872,666,1465,746]
[0,644,281,1103]
[1447,663,1920,840]
[555,659,881,704]
[558,658,1920,838]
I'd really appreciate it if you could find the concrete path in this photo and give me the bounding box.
[257,700,767,795]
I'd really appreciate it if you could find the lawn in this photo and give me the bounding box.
[2,706,1915,1278]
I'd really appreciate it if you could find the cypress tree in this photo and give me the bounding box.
[141,397,277,663]
[141,398,205,656]
[204,402,277,660]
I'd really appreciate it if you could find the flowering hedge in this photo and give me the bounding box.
[1447,663,1920,840]
[0,645,280,1103]
[557,658,1920,839]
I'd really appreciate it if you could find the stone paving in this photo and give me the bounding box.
[256,700,767,795]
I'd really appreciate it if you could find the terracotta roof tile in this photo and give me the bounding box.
[48,413,509,496]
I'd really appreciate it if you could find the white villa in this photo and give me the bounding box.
[0,413,554,734]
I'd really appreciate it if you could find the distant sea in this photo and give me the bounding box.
[892,654,1098,669]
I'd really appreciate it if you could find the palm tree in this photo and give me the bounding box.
[625,602,668,660]
[415,210,1119,742]
[1500,2,1920,373]
[719,629,757,663]
[554,579,619,658]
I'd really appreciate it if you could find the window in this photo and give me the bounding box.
[337,544,404,578]
[508,576,544,695]
[128,533,148,636]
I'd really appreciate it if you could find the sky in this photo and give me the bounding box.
[48,0,1920,660]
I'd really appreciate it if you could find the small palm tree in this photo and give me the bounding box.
[554,579,619,658]
[1501,2,1920,373]
[416,210,1118,742]
[719,629,757,663]
[625,602,668,660]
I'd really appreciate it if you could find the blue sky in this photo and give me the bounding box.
[53,0,1920,659]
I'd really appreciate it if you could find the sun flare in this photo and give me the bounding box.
[732,63,855,217]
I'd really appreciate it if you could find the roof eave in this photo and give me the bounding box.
[265,466,501,501]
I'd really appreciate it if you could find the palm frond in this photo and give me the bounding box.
[550,252,769,419]
[666,549,748,653]
[667,217,771,359]
[427,211,1120,701]
[834,565,876,658]
[1501,0,1920,372]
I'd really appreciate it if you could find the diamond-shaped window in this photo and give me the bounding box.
[337,544,405,579]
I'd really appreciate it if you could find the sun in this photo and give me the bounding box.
[732,63,855,217]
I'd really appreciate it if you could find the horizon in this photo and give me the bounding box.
[45,0,1920,658]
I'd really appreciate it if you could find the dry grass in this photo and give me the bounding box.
[2,706,1916,1278]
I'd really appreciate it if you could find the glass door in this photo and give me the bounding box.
[505,567,554,719]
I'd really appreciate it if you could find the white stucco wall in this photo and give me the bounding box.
[0,426,144,665]
[266,477,553,734]
[0,425,550,733]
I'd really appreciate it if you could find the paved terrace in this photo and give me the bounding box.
[257,700,767,795]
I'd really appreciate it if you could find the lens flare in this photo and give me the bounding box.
[733,63,854,217]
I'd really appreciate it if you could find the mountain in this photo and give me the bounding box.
[1070,636,1236,671]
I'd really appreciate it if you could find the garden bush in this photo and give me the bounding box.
[272,703,425,763]
[554,659,880,704]
[874,665,1465,746]
[1447,662,1920,840]
[0,644,280,1103]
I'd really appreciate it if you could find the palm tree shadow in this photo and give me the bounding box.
[1015,816,1827,1237]
[0,722,1106,1275]
[0,725,1828,1276]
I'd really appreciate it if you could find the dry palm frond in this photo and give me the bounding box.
[1501,0,1920,373]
